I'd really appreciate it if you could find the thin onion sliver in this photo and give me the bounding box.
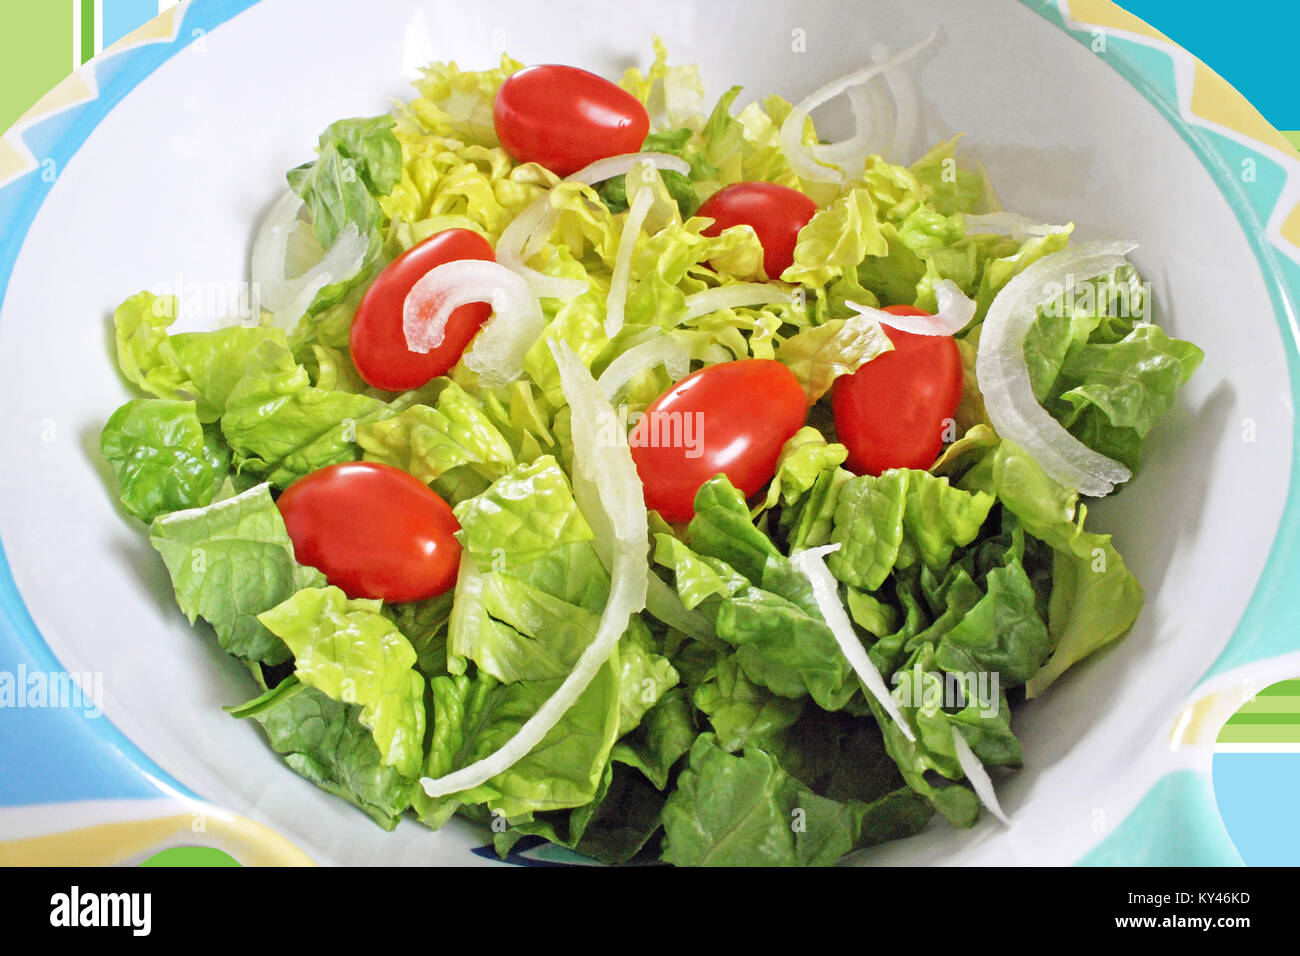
[846,279,975,336]
[680,283,794,323]
[605,175,655,337]
[597,334,690,401]
[952,729,1011,826]
[964,211,1070,243]
[790,543,915,742]
[419,341,648,801]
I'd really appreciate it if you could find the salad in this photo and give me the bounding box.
[97,38,1203,866]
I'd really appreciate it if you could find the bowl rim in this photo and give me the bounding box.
[1,0,1298,866]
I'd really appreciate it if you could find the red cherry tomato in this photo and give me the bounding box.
[630,360,807,523]
[831,306,964,475]
[493,65,650,177]
[277,462,461,603]
[698,182,818,280]
[349,229,495,392]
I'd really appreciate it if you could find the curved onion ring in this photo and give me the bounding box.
[567,151,690,187]
[809,43,921,171]
[520,151,690,261]
[402,259,543,390]
[496,201,587,300]
[250,188,368,329]
[779,31,937,183]
[976,239,1137,496]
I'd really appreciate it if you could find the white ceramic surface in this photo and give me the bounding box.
[0,0,1288,864]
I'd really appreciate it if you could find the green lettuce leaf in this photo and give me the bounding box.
[686,476,782,582]
[219,359,389,488]
[828,469,994,591]
[381,133,550,249]
[1053,330,1203,470]
[910,138,986,216]
[100,399,226,520]
[492,760,668,864]
[658,477,859,711]
[451,546,606,684]
[148,483,324,664]
[445,459,600,682]
[108,289,386,489]
[405,54,524,146]
[693,655,805,752]
[959,441,1143,697]
[452,456,594,570]
[110,292,294,421]
[611,687,698,789]
[232,677,414,829]
[865,644,1002,826]
[1016,264,1203,471]
[872,510,1053,687]
[287,115,401,253]
[111,292,190,399]
[661,734,858,866]
[258,586,426,779]
[776,462,853,552]
[415,655,622,823]
[762,706,934,847]
[776,313,893,402]
[356,380,516,488]
[387,591,455,678]
[616,621,680,735]
[782,187,888,286]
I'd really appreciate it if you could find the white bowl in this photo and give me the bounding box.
[1,0,1298,865]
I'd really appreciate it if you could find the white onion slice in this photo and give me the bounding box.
[568,151,690,188]
[496,200,588,301]
[951,728,1011,826]
[808,41,919,172]
[403,259,543,389]
[597,334,690,401]
[847,280,975,337]
[790,544,915,742]
[680,283,795,322]
[976,239,1137,496]
[605,179,655,337]
[250,188,368,329]
[269,270,333,331]
[499,152,692,300]
[964,211,1070,243]
[877,41,920,164]
[522,152,690,261]
[553,339,649,567]
[251,189,304,312]
[419,341,648,801]
[780,31,937,184]
[810,85,884,176]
